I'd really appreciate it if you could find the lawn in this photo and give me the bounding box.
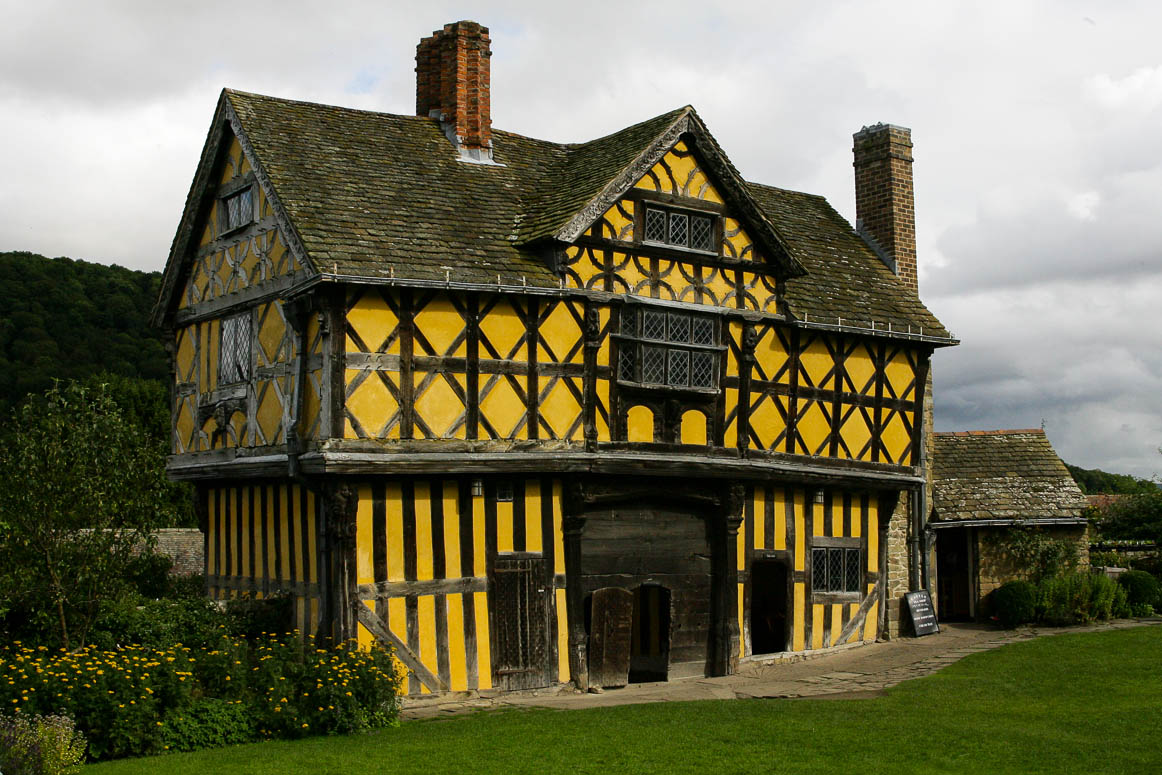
[88,626,1162,774]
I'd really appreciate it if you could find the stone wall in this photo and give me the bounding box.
[976,524,1090,600]
[151,528,204,576]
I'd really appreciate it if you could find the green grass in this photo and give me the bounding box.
[88,626,1162,774]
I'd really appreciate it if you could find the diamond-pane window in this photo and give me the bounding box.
[667,349,689,387]
[668,213,688,246]
[692,317,715,345]
[223,188,253,232]
[219,313,251,384]
[828,548,844,591]
[811,549,827,590]
[668,312,690,343]
[620,306,637,335]
[618,348,636,382]
[642,346,667,384]
[690,216,713,251]
[691,351,715,388]
[845,549,861,593]
[642,310,667,341]
[644,208,667,243]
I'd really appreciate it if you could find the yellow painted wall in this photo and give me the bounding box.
[205,482,321,636]
[353,478,568,695]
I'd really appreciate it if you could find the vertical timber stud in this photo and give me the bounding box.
[738,323,758,455]
[562,481,588,689]
[711,483,745,676]
[582,305,601,452]
[325,483,359,644]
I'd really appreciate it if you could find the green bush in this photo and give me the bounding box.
[1037,571,1120,625]
[1088,550,1123,567]
[123,552,174,599]
[1117,570,1160,609]
[0,634,401,761]
[225,594,294,640]
[0,713,87,775]
[90,593,228,651]
[992,580,1037,628]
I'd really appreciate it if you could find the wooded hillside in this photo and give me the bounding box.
[0,251,168,413]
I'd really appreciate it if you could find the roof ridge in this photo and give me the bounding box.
[936,429,1045,437]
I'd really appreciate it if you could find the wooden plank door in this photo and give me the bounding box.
[589,586,633,688]
[492,555,550,690]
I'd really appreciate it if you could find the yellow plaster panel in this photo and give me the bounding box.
[724,389,738,448]
[525,482,543,553]
[885,351,916,401]
[479,299,527,361]
[256,383,283,443]
[748,394,785,451]
[703,268,732,307]
[415,372,467,439]
[497,497,514,553]
[614,253,650,297]
[443,482,461,579]
[681,410,708,445]
[595,380,611,441]
[845,343,877,394]
[867,502,879,573]
[797,400,831,457]
[556,588,570,682]
[839,406,873,461]
[386,483,405,582]
[864,600,879,642]
[447,593,467,692]
[357,601,376,651]
[414,295,466,357]
[847,603,862,644]
[539,381,583,441]
[388,597,407,648]
[418,595,438,694]
[726,322,744,377]
[596,308,611,367]
[347,293,399,354]
[479,376,527,440]
[811,604,825,650]
[552,480,565,575]
[538,301,583,364]
[774,489,787,551]
[626,405,654,443]
[473,491,487,577]
[831,605,843,646]
[799,338,835,390]
[308,489,318,583]
[597,200,635,242]
[755,327,789,383]
[415,494,434,581]
[832,493,844,537]
[793,582,805,652]
[882,413,912,464]
[345,371,399,439]
[722,218,755,260]
[752,487,766,552]
[474,591,492,690]
[258,303,287,365]
[175,401,195,454]
[737,583,745,659]
[353,490,371,587]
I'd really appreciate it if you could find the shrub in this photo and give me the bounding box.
[1117,570,1160,609]
[225,594,294,640]
[992,580,1037,628]
[1037,571,1120,625]
[123,552,174,599]
[0,713,87,775]
[1088,550,1123,567]
[0,634,401,761]
[90,593,228,651]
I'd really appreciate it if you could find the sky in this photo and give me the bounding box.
[1,0,1159,478]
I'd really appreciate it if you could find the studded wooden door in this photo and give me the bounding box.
[492,555,551,690]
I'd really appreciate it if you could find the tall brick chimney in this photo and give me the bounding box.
[853,124,917,292]
[416,21,493,162]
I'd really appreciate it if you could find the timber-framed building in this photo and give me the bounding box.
[153,21,956,694]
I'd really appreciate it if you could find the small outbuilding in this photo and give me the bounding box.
[930,429,1089,620]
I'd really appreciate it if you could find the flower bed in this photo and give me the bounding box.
[0,633,401,761]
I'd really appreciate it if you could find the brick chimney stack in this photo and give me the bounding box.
[416,21,492,159]
[853,124,917,292]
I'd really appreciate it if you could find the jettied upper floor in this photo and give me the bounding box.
[152,86,955,486]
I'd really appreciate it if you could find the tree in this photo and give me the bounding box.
[0,382,173,648]
[1099,490,1162,546]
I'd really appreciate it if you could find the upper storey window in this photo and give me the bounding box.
[218,312,251,385]
[221,187,254,234]
[617,306,720,390]
[642,204,716,253]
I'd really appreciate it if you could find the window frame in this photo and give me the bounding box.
[810,543,862,597]
[640,203,719,255]
[217,311,252,386]
[219,185,255,235]
[614,304,724,393]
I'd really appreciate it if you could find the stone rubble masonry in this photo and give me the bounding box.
[146,528,204,576]
[415,20,492,151]
[853,123,917,293]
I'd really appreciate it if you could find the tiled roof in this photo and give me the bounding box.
[213,90,948,336]
[932,429,1087,523]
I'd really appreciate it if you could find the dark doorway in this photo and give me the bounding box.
[750,559,789,654]
[492,555,551,690]
[629,585,671,682]
[936,528,973,621]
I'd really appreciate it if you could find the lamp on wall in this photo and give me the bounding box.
[813,489,826,504]
[471,479,484,498]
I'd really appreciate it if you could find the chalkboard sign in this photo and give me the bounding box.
[905,590,940,636]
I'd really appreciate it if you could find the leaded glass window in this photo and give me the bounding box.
[223,188,254,232]
[811,546,861,594]
[641,205,717,253]
[219,312,251,385]
[616,305,720,390]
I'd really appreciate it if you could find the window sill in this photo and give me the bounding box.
[615,379,719,397]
